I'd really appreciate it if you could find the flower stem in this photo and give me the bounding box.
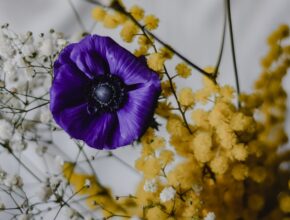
[67,0,87,32]
[214,1,227,76]
[0,142,42,182]
[226,0,241,108]
[163,66,192,134]
[141,24,193,134]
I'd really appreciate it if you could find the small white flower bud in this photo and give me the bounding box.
[4,174,23,188]
[143,179,157,192]
[37,184,52,202]
[17,214,31,220]
[204,212,216,220]
[40,109,51,123]
[84,179,91,188]
[0,119,13,141]
[160,186,176,203]
[39,38,53,57]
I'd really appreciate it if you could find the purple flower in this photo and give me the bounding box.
[50,35,161,150]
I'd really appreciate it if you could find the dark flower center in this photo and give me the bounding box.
[93,84,114,104]
[87,74,126,115]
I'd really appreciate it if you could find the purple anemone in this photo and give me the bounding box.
[50,35,161,150]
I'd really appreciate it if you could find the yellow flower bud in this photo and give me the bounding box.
[280,195,290,213]
[249,166,267,183]
[147,207,168,220]
[161,80,175,97]
[248,194,264,211]
[190,131,213,163]
[159,47,174,60]
[120,21,138,42]
[210,155,229,175]
[147,53,165,72]
[232,144,248,161]
[175,63,191,78]
[91,7,106,21]
[191,109,210,129]
[178,88,195,107]
[144,15,159,30]
[134,46,148,57]
[129,5,144,21]
[103,13,120,29]
[159,150,174,165]
[231,164,248,180]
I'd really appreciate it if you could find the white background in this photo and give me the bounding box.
[0,0,290,219]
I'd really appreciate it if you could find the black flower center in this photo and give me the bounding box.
[87,74,126,115]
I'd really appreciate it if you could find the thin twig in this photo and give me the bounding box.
[68,0,87,32]
[226,0,241,108]
[214,1,227,76]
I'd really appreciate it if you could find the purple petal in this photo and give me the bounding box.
[50,63,90,117]
[70,36,110,79]
[106,41,156,85]
[56,102,120,150]
[83,113,120,150]
[116,75,161,144]
[72,35,157,86]
[54,43,76,70]
[56,103,92,139]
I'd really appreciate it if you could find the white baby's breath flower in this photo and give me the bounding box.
[21,44,36,58]
[10,133,27,152]
[10,131,27,152]
[4,174,23,188]
[57,39,67,48]
[160,186,176,203]
[40,109,51,123]
[10,139,27,152]
[84,215,94,220]
[65,207,79,220]
[55,155,64,167]
[0,119,13,141]
[17,214,31,220]
[192,184,203,195]
[49,176,62,190]
[24,67,34,79]
[143,179,157,192]
[35,145,48,156]
[3,59,28,91]
[7,98,22,109]
[84,179,91,188]
[3,60,16,76]
[0,29,14,58]
[42,76,52,90]
[0,168,7,183]
[39,38,53,56]
[0,202,5,210]
[14,54,25,66]
[204,212,216,220]
[37,184,52,202]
